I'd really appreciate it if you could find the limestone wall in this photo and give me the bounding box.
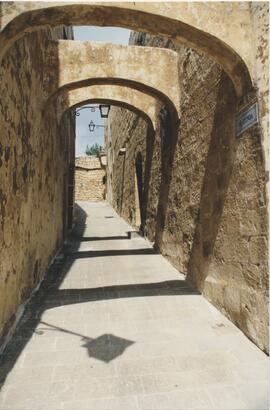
[106,23,269,352]
[75,156,105,202]
[0,26,74,349]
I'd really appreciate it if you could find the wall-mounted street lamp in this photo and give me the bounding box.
[99,104,110,118]
[74,105,110,134]
[75,104,111,119]
[88,120,106,132]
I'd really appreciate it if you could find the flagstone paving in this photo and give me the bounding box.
[0,202,269,410]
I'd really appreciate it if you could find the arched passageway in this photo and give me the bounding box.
[0,21,182,351]
[58,93,156,236]
[0,2,254,97]
[0,7,268,405]
[55,85,158,132]
[44,40,180,124]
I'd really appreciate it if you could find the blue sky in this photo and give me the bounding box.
[73,26,131,156]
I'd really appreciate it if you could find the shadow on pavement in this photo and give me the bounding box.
[75,235,130,242]
[37,321,135,363]
[65,248,157,259]
[0,203,195,388]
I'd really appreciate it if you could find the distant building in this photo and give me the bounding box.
[75,156,106,201]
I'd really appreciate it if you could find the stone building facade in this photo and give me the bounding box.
[75,156,105,202]
[106,4,269,353]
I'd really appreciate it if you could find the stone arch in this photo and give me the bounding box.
[62,98,154,134]
[0,2,253,97]
[44,40,180,126]
[54,85,158,132]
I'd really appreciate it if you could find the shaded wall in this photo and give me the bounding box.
[0,26,74,349]
[106,28,268,352]
[60,107,76,234]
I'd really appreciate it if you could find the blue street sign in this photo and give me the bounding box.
[236,102,259,136]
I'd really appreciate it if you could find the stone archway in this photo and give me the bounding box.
[0,2,254,97]
[56,86,158,234]
[44,40,180,125]
[54,85,158,132]
[54,82,163,237]
[0,1,268,359]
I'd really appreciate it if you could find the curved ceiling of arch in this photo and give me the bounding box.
[0,2,253,97]
[55,85,158,132]
[44,41,180,125]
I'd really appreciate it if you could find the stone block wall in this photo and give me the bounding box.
[0,26,74,349]
[75,156,105,202]
[106,18,269,353]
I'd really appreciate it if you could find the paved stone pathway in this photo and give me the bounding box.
[0,202,269,410]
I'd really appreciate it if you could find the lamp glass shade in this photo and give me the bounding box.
[89,121,95,132]
[99,104,110,118]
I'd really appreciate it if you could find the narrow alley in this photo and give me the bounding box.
[0,202,268,410]
[0,3,269,409]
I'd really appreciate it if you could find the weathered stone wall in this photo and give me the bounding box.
[75,156,105,202]
[107,20,269,353]
[250,3,269,173]
[0,26,74,349]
